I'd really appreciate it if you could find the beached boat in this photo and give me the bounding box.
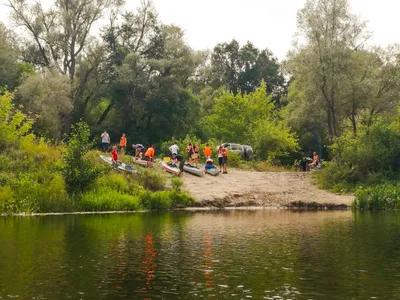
[160,161,180,175]
[183,164,204,177]
[133,158,148,167]
[205,167,219,176]
[100,155,137,174]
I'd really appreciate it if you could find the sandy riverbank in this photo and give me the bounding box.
[181,169,354,208]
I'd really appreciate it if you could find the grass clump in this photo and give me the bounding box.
[135,168,166,191]
[80,189,140,211]
[140,191,194,210]
[353,184,400,210]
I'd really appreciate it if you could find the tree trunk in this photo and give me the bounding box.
[97,101,115,125]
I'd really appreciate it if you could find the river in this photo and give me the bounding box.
[0,210,399,299]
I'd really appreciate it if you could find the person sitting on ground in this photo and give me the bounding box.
[119,133,127,155]
[222,145,229,174]
[217,144,224,172]
[169,142,180,155]
[133,144,145,160]
[111,145,118,168]
[101,130,110,153]
[308,152,320,169]
[144,145,155,168]
[203,143,212,160]
[204,158,216,170]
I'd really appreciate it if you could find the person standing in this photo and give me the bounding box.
[144,145,155,168]
[222,145,229,174]
[203,143,212,160]
[217,144,224,172]
[119,133,127,155]
[192,143,200,167]
[169,142,180,156]
[186,142,194,163]
[101,130,110,152]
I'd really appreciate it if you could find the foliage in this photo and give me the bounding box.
[316,116,400,190]
[80,189,140,211]
[227,152,242,167]
[140,191,194,210]
[203,83,298,160]
[353,184,400,210]
[171,177,184,192]
[62,121,102,195]
[135,168,166,192]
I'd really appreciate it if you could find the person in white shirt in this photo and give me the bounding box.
[101,130,110,152]
[169,142,180,155]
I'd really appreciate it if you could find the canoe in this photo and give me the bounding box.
[205,167,219,176]
[133,158,148,167]
[100,155,137,174]
[160,161,180,175]
[183,164,204,177]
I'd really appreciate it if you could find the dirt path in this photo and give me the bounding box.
[181,169,353,208]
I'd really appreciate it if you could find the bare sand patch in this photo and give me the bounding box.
[181,169,353,208]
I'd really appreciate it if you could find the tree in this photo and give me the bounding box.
[210,40,285,97]
[7,0,123,133]
[16,72,72,139]
[287,0,369,137]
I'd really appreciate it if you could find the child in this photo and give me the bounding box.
[222,145,229,174]
[144,145,155,168]
[204,158,216,170]
[217,144,224,172]
[111,145,118,168]
[119,133,127,155]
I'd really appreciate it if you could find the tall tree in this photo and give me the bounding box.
[287,0,369,137]
[210,40,285,97]
[7,0,123,133]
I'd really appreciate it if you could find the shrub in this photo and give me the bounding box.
[135,168,166,191]
[227,151,242,167]
[93,173,145,196]
[62,121,102,195]
[140,190,194,210]
[171,177,184,192]
[353,184,400,210]
[80,189,140,211]
[0,186,14,214]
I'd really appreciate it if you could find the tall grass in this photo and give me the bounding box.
[140,191,194,210]
[353,184,400,210]
[80,189,141,211]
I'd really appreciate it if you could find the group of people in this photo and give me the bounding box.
[102,131,230,173]
[101,130,155,168]
[168,141,229,174]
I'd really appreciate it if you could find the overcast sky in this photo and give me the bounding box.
[0,0,398,60]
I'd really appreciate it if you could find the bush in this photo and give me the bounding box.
[140,190,194,210]
[353,184,400,210]
[316,117,400,189]
[171,177,184,192]
[135,168,166,191]
[0,186,14,214]
[227,151,242,167]
[62,121,102,195]
[80,189,140,211]
[92,173,145,196]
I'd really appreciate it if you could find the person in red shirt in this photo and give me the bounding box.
[144,145,155,168]
[111,145,118,168]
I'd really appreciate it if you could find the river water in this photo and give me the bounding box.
[0,210,399,299]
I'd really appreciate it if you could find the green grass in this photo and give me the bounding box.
[140,191,194,210]
[80,189,141,211]
[353,184,400,210]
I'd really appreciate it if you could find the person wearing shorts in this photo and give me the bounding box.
[101,130,110,152]
[222,146,228,174]
[119,133,127,155]
[144,145,155,168]
[217,145,224,172]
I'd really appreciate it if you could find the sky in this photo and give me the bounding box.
[0,0,398,61]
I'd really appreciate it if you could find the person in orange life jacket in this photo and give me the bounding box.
[217,144,224,172]
[203,144,212,160]
[111,145,118,168]
[222,146,229,174]
[119,133,127,155]
[144,145,155,168]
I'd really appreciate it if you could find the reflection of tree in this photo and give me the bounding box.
[203,233,213,288]
[141,235,157,293]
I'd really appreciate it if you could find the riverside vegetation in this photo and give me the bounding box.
[0,93,193,214]
[0,0,399,211]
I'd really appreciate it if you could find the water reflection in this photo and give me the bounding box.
[1,211,400,299]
